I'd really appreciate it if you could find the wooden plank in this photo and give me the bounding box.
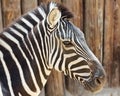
[84,0,104,62]
[21,0,38,13]
[104,0,120,87]
[45,70,65,96]
[114,0,120,86]
[2,0,21,27]
[38,0,61,4]
[61,0,84,95]
[103,0,115,87]
[0,0,3,32]
[62,0,83,29]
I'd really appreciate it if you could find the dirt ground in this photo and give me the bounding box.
[39,87,120,96]
[65,88,120,96]
[94,88,120,96]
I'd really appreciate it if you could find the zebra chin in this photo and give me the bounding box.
[82,82,104,93]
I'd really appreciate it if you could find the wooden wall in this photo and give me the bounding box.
[0,0,120,96]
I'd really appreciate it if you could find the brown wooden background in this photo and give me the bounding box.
[0,0,120,96]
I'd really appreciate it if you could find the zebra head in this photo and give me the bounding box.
[46,2,106,93]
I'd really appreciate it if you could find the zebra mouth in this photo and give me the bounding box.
[82,80,103,93]
[82,81,93,92]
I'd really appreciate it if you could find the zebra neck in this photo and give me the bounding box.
[0,6,52,95]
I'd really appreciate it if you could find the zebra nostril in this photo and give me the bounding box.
[94,71,106,86]
[95,78,101,85]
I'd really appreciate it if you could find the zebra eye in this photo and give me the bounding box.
[63,41,72,45]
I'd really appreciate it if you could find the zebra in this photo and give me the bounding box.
[0,2,106,96]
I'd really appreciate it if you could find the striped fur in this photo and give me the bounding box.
[0,2,105,96]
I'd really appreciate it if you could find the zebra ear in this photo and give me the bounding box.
[47,8,61,28]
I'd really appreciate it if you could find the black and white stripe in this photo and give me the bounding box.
[0,2,93,96]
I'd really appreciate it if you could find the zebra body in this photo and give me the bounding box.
[0,2,106,96]
[0,5,51,96]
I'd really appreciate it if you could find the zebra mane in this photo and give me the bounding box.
[57,3,74,19]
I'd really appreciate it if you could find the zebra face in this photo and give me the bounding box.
[47,4,106,93]
[56,20,106,93]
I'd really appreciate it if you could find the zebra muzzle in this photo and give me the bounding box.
[84,60,106,93]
